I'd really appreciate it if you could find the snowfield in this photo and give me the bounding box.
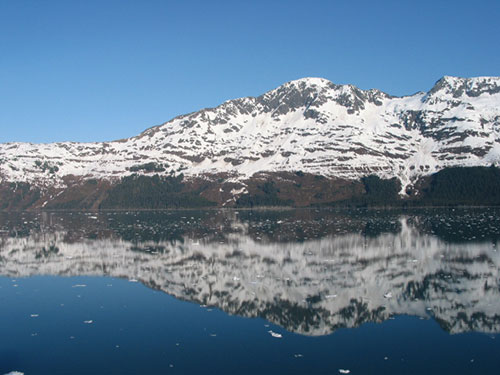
[1,75,499,194]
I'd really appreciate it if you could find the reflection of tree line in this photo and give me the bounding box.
[1,208,500,247]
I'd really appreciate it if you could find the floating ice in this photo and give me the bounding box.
[384,292,393,299]
[339,370,350,374]
[30,314,39,318]
[3,371,24,375]
[268,330,282,338]
[83,320,93,324]
[72,284,87,288]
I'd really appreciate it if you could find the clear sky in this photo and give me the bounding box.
[1,0,499,143]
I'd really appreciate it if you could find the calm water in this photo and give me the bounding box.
[1,208,500,374]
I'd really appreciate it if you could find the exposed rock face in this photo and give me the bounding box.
[1,209,500,336]
[1,76,499,205]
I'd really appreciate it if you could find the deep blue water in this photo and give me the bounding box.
[1,208,500,374]
[1,276,499,375]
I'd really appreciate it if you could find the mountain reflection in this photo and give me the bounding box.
[1,208,500,336]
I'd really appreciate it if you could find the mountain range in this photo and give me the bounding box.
[1,76,499,209]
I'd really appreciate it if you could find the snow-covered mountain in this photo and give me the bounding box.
[1,75,499,201]
[1,209,500,336]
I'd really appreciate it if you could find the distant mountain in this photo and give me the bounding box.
[0,76,499,209]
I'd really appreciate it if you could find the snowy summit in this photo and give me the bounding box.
[0,76,499,207]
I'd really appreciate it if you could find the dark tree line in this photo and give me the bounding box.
[236,181,293,207]
[99,174,215,209]
[422,165,500,205]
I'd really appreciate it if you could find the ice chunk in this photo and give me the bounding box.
[339,370,350,374]
[268,330,282,338]
[384,292,393,299]
[4,372,24,375]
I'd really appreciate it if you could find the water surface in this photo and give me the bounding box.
[1,208,500,374]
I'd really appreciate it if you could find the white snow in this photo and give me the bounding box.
[1,76,499,195]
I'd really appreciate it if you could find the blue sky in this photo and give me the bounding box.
[1,0,499,143]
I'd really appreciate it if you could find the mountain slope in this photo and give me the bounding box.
[0,76,499,206]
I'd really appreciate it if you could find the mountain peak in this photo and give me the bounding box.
[1,76,500,203]
[285,77,333,87]
[428,75,500,99]
[266,77,336,98]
